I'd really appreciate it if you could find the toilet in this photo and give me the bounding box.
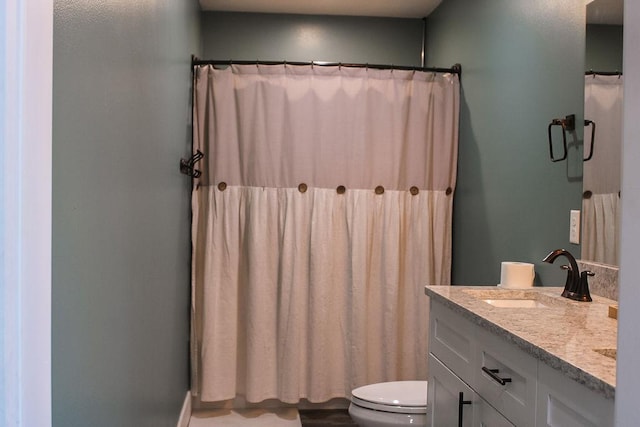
[348,381,428,427]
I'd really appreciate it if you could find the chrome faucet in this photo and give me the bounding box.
[542,249,593,302]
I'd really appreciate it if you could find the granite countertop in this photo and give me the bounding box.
[425,285,617,399]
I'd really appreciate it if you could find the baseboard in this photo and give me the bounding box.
[177,391,192,427]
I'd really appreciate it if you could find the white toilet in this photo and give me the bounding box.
[348,381,428,427]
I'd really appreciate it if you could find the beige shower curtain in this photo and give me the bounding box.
[191,64,459,403]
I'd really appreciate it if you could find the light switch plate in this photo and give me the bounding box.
[570,210,581,244]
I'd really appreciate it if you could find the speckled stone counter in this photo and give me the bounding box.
[425,286,617,399]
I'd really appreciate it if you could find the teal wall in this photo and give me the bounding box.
[426,0,586,285]
[202,12,424,65]
[586,24,624,72]
[52,1,200,426]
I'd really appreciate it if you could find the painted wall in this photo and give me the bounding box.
[202,12,424,65]
[52,1,200,426]
[426,0,586,285]
[586,24,624,72]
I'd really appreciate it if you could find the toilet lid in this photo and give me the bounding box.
[351,381,427,414]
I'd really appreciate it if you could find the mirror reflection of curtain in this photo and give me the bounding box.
[583,75,623,265]
[190,64,460,403]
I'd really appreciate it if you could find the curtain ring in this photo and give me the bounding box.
[217,182,227,192]
[410,186,419,195]
[445,187,453,195]
[336,185,346,194]
[583,190,593,199]
[375,185,385,195]
[298,183,308,193]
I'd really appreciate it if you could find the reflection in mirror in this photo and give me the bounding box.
[582,73,622,265]
[581,0,623,266]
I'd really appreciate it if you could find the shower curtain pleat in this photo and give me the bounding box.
[191,64,459,403]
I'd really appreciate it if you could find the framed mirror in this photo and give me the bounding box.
[581,0,623,266]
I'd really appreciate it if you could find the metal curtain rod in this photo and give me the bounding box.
[585,70,623,76]
[192,57,462,75]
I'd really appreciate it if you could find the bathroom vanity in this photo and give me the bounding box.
[424,286,617,427]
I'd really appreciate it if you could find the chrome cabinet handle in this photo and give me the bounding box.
[458,392,472,427]
[482,367,512,386]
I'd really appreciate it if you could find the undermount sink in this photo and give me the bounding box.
[594,348,617,360]
[462,288,569,309]
[482,299,548,308]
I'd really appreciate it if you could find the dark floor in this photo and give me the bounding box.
[299,409,358,426]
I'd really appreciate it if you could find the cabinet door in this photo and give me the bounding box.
[474,397,515,427]
[428,354,474,427]
[429,354,514,427]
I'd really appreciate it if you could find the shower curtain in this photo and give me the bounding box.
[191,64,460,403]
[583,75,623,265]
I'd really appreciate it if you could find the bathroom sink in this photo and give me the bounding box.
[593,348,617,360]
[482,299,548,308]
[462,288,565,308]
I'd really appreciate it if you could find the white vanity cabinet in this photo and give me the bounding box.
[428,301,517,426]
[427,298,614,427]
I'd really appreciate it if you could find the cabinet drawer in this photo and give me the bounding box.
[430,301,476,383]
[536,362,614,427]
[475,327,537,427]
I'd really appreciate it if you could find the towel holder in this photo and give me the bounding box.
[584,119,596,161]
[548,114,575,162]
[180,150,204,178]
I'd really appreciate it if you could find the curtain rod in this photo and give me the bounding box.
[192,57,461,76]
[585,70,622,76]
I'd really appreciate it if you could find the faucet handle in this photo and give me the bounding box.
[560,264,572,271]
[574,270,594,302]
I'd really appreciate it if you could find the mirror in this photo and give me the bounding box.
[581,0,623,266]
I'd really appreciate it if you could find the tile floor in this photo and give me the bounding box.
[189,408,301,427]
[189,408,357,427]
[299,409,357,426]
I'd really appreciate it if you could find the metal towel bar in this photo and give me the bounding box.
[548,114,575,162]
